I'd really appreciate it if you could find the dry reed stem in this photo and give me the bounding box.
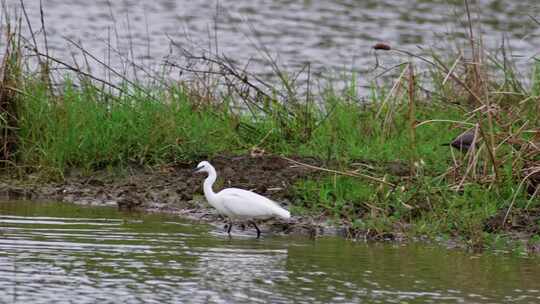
[442,54,463,86]
[503,167,540,225]
[456,124,480,189]
[280,156,396,188]
[407,62,417,176]
[376,65,408,119]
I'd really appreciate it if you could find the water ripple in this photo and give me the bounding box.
[1,201,540,303]
[2,0,538,86]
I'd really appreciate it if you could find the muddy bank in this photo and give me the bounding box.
[1,154,537,250]
[484,208,540,253]
[0,155,349,237]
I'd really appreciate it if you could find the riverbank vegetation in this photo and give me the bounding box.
[0,4,539,253]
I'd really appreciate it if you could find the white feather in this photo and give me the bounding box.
[218,188,290,220]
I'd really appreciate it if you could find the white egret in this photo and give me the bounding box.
[193,161,291,238]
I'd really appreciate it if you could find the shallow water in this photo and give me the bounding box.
[1,201,540,303]
[2,0,540,84]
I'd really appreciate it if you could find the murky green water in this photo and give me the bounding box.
[1,201,540,303]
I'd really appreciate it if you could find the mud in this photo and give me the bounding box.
[485,208,540,234]
[484,208,540,253]
[0,155,349,237]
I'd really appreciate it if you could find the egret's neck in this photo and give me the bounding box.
[203,167,218,204]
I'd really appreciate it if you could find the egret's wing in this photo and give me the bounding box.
[218,188,278,219]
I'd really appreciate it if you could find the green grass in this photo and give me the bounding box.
[16,81,241,174]
[15,76,466,174]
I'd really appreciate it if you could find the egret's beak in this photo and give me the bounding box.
[192,166,203,173]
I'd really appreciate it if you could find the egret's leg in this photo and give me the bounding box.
[250,221,261,239]
[227,221,233,235]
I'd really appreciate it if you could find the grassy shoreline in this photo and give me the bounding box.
[1,9,539,253]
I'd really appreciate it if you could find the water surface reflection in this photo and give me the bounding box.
[3,0,539,84]
[1,201,540,303]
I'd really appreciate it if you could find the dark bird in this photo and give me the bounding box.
[442,129,476,152]
[373,43,391,51]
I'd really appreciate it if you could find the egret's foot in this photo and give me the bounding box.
[250,221,261,239]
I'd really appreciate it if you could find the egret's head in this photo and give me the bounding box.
[193,161,212,174]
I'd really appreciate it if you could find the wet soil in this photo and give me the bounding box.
[484,208,540,253]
